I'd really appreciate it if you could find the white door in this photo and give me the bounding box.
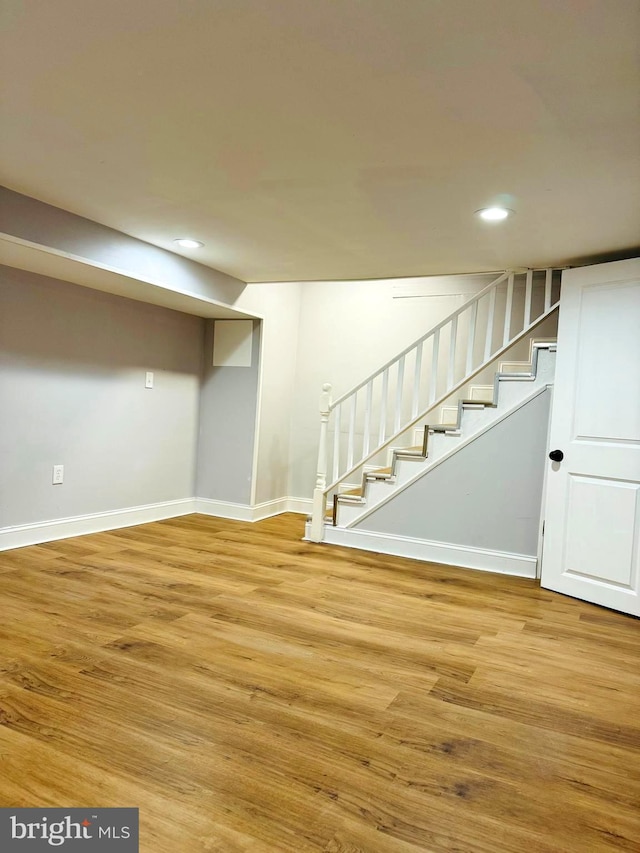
[541,258,640,616]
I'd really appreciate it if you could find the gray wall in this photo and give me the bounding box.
[0,266,204,527]
[196,320,261,505]
[0,187,246,305]
[357,389,551,556]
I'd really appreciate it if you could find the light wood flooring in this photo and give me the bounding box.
[0,513,638,852]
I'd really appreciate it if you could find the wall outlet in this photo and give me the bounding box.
[52,464,64,485]
[145,371,154,389]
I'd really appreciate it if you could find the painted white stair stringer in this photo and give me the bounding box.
[331,343,555,528]
[349,381,551,530]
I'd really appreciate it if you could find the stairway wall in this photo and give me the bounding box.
[354,388,551,557]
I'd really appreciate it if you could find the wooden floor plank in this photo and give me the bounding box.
[0,512,638,852]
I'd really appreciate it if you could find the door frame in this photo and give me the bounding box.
[536,382,556,579]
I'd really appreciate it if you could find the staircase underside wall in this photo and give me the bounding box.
[349,389,551,572]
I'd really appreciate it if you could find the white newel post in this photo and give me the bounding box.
[309,382,332,542]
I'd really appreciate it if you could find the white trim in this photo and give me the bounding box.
[306,525,537,578]
[392,272,503,299]
[249,320,264,508]
[195,498,256,521]
[0,495,313,552]
[195,496,312,522]
[252,498,290,521]
[0,498,197,551]
[562,257,639,287]
[536,383,556,579]
[286,497,313,515]
[346,383,552,529]
[340,481,364,491]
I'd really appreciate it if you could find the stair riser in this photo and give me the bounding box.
[336,501,368,526]
[488,380,532,409]
[456,407,493,432]
[425,431,463,459]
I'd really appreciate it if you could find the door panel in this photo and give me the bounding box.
[564,476,639,587]
[573,283,640,442]
[541,259,640,615]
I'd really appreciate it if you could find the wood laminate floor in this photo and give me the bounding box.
[0,513,638,852]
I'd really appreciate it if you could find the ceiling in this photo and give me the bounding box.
[1,0,639,283]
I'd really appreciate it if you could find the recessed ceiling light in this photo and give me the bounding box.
[476,207,513,222]
[174,238,204,249]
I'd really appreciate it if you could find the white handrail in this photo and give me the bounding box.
[329,271,509,409]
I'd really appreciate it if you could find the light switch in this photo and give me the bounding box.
[145,371,154,389]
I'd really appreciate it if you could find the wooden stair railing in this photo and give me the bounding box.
[309,268,561,542]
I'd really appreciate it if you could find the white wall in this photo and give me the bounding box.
[0,266,203,528]
[236,282,302,504]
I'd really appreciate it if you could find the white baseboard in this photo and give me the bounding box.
[0,496,313,552]
[285,497,313,516]
[306,524,537,578]
[194,497,257,522]
[196,496,312,521]
[253,498,291,521]
[0,498,197,552]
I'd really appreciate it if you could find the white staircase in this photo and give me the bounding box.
[320,340,555,530]
[308,268,562,542]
